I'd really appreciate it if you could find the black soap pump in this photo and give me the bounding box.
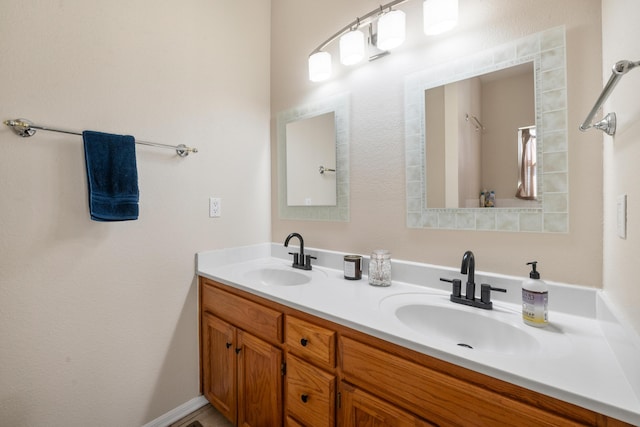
[522,261,549,327]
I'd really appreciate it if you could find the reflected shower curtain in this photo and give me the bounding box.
[516,128,536,200]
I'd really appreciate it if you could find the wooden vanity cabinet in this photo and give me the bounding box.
[199,277,633,427]
[200,279,284,426]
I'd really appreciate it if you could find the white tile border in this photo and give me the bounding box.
[405,26,569,232]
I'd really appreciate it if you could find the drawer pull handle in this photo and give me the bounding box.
[300,338,308,347]
[301,394,309,403]
[226,342,232,349]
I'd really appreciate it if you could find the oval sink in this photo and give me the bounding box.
[380,293,545,356]
[243,267,312,287]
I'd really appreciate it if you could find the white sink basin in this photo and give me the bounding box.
[242,266,313,286]
[380,292,555,356]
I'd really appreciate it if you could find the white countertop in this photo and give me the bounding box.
[197,243,640,425]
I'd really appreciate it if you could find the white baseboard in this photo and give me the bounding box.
[142,395,208,427]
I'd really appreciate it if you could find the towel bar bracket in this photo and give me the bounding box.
[3,118,198,156]
[579,59,639,136]
[5,119,36,137]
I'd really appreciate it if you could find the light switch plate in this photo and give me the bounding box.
[617,194,627,239]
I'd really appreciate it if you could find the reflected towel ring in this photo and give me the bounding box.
[319,165,336,174]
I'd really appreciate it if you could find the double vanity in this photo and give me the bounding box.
[197,243,640,426]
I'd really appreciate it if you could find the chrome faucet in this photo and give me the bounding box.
[284,232,315,270]
[440,250,506,310]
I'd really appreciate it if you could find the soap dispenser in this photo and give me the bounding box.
[522,261,548,327]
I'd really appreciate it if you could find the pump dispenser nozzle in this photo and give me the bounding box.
[526,261,540,279]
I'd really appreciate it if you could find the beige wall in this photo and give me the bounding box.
[271,0,603,286]
[602,0,640,335]
[0,1,271,425]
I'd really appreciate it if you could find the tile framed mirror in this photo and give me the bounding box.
[277,93,350,221]
[405,26,568,232]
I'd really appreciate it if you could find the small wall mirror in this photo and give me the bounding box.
[277,93,349,221]
[286,112,337,206]
[405,26,568,232]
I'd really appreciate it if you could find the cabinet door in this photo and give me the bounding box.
[202,313,237,424]
[339,382,435,427]
[237,329,283,427]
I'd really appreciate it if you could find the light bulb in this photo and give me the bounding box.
[308,51,332,82]
[424,0,458,36]
[339,30,365,66]
[377,9,406,51]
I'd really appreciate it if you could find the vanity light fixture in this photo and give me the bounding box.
[424,0,459,35]
[377,9,406,51]
[308,51,332,82]
[308,0,459,82]
[339,28,366,66]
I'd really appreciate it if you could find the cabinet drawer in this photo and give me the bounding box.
[286,316,336,368]
[201,279,283,344]
[340,336,585,427]
[286,354,335,427]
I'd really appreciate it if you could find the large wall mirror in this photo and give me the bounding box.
[405,26,568,232]
[277,93,349,221]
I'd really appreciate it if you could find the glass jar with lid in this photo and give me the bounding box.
[368,249,391,287]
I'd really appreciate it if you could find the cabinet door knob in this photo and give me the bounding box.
[226,342,232,349]
[235,347,242,354]
[300,338,308,347]
[301,394,309,403]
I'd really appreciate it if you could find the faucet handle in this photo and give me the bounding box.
[303,254,316,270]
[480,284,507,305]
[440,278,462,298]
[288,252,299,266]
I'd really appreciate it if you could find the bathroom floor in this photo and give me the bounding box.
[170,404,233,427]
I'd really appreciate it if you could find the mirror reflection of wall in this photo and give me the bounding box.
[286,112,337,206]
[425,62,536,209]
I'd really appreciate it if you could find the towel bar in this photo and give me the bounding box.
[3,118,198,157]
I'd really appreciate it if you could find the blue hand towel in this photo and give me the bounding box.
[83,130,139,221]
